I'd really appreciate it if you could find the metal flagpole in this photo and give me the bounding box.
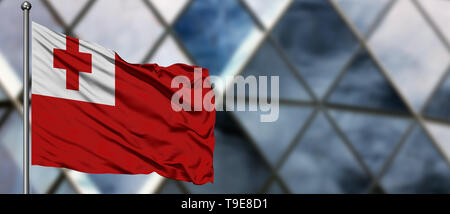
[21,1,31,195]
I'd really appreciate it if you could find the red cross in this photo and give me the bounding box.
[53,36,92,91]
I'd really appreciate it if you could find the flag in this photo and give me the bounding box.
[31,22,215,185]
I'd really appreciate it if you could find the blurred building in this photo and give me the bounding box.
[0,0,449,193]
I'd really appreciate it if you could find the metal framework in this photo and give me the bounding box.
[0,0,449,194]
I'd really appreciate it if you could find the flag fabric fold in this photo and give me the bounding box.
[31,22,215,185]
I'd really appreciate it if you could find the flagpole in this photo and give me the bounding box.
[21,1,31,195]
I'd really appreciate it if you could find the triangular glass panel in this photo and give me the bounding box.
[0,111,61,193]
[0,143,21,193]
[150,0,189,24]
[424,71,450,121]
[174,0,260,76]
[55,180,77,194]
[232,105,313,166]
[75,0,164,63]
[243,0,291,29]
[328,50,409,113]
[0,52,21,98]
[47,0,91,25]
[240,40,311,101]
[329,109,410,174]
[425,122,450,162]
[30,166,60,194]
[0,111,22,169]
[381,126,450,193]
[420,0,450,43]
[272,0,359,98]
[279,113,370,193]
[335,0,391,36]
[149,35,191,66]
[88,173,154,193]
[185,112,271,193]
[369,0,450,111]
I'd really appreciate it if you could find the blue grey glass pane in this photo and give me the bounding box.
[30,166,60,194]
[425,122,450,161]
[243,0,290,28]
[0,111,22,157]
[232,105,313,166]
[241,40,310,101]
[280,113,370,193]
[329,110,409,174]
[424,71,450,121]
[0,111,60,193]
[174,0,256,75]
[0,0,63,77]
[328,50,408,113]
[88,173,154,193]
[419,0,450,43]
[265,181,284,194]
[185,112,270,193]
[0,111,22,194]
[335,0,390,35]
[368,0,450,111]
[381,126,450,193]
[75,0,163,63]
[159,180,184,194]
[0,143,21,193]
[272,0,358,97]
[55,180,77,194]
[47,0,90,25]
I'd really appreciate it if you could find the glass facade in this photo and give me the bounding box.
[0,0,449,194]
